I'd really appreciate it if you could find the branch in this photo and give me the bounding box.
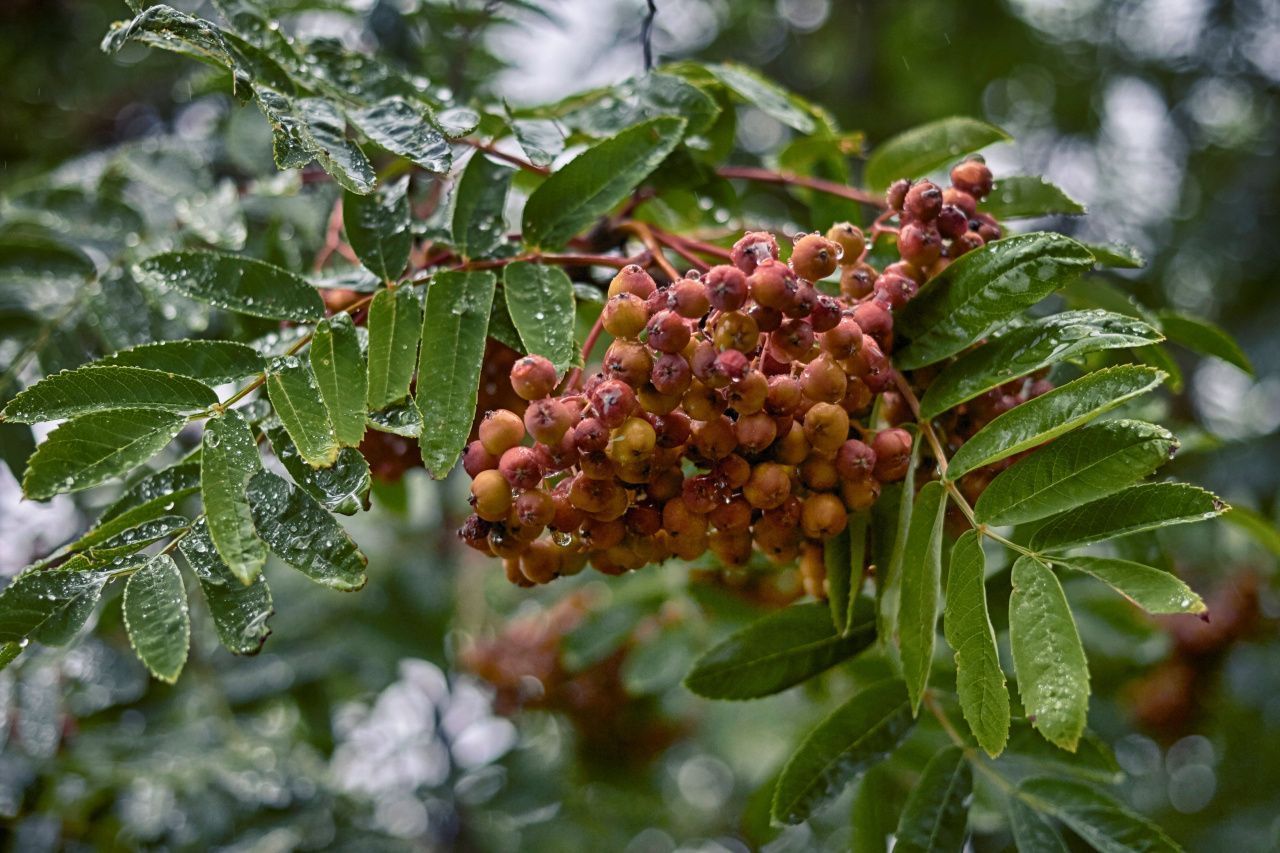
[717,165,886,209]
[461,138,550,176]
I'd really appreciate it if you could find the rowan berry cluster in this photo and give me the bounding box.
[456,160,1005,588]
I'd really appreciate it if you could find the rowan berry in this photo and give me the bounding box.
[523,398,571,444]
[904,180,943,222]
[730,231,780,274]
[510,355,557,401]
[499,445,543,490]
[671,276,711,319]
[791,234,841,280]
[462,440,498,478]
[471,469,513,521]
[602,292,649,340]
[826,222,865,265]
[871,428,913,482]
[705,264,749,311]
[478,409,525,456]
[950,159,994,199]
[609,263,658,299]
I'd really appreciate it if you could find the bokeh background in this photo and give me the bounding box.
[1,0,1277,850]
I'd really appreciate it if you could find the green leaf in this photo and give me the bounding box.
[74,516,188,563]
[684,601,874,700]
[264,422,370,515]
[365,286,423,410]
[826,512,868,636]
[945,365,1165,481]
[864,117,1009,191]
[123,554,190,683]
[1016,777,1182,853]
[522,116,686,249]
[503,262,576,373]
[1084,242,1145,269]
[3,365,217,423]
[876,425,921,649]
[1003,723,1123,785]
[415,270,495,477]
[944,531,1010,758]
[255,89,376,194]
[180,519,273,655]
[347,96,452,175]
[1222,505,1280,558]
[343,177,412,282]
[201,410,267,586]
[705,63,818,134]
[979,175,1085,219]
[0,423,35,482]
[893,746,972,853]
[30,561,118,646]
[567,72,721,137]
[1030,483,1226,552]
[97,340,264,384]
[1156,310,1253,374]
[310,313,367,447]
[367,399,421,437]
[898,480,949,714]
[511,117,564,167]
[771,679,915,824]
[975,420,1178,527]
[896,233,1096,370]
[246,470,368,591]
[919,311,1163,419]
[451,152,514,261]
[1009,557,1089,751]
[265,355,339,468]
[0,568,110,644]
[1008,798,1069,853]
[23,409,185,501]
[1056,556,1205,615]
[78,464,202,550]
[136,250,324,322]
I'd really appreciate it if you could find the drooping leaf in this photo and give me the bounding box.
[23,409,186,501]
[136,250,324,322]
[511,117,564,167]
[246,470,367,591]
[265,355,339,468]
[771,679,914,824]
[309,313,367,447]
[1055,556,1205,615]
[979,175,1085,219]
[96,340,264,384]
[826,512,868,636]
[850,766,904,853]
[201,410,267,585]
[343,177,412,282]
[1009,557,1089,751]
[1016,777,1182,853]
[522,116,686,249]
[1156,310,1253,374]
[451,153,514,261]
[180,519,273,655]
[896,233,1096,370]
[30,559,125,646]
[0,568,110,645]
[893,746,972,853]
[864,117,1009,191]
[264,422,370,515]
[3,365,217,423]
[503,262,576,373]
[123,554,190,683]
[944,531,1010,758]
[346,96,452,175]
[684,601,875,700]
[365,286,423,410]
[1008,798,1069,853]
[919,311,1162,419]
[975,420,1178,527]
[415,270,495,477]
[1030,483,1226,552]
[945,365,1165,481]
[898,481,949,714]
[255,89,376,193]
[705,63,818,134]
[1084,242,1145,269]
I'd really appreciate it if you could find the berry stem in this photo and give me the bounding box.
[716,166,887,209]
[649,227,710,271]
[618,221,682,281]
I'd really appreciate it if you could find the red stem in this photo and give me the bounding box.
[717,165,886,209]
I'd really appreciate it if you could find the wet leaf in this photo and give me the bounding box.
[97,340,264,384]
[265,355,339,468]
[898,481,949,714]
[365,285,423,410]
[201,410,267,585]
[979,175,1085,219]
[347,96,452,175]
[1030,483,1226,552]
[0,568,110,645]
[136,250,324,321]
[264,422,370,515]
[23,409,186,501]
[1055,556,1205,615]
[343,176,412,282]
[246,470,367,591]
[4,365,216,423]
[180,519,273,655]
[944,531,1009,757]
[123,554,190,683]
[1015,777,1182,852]
[310,313,367,447]
[451,152,514,260]
[864,117,1009,190]
[893,746,972,853]
[503,261,575,372]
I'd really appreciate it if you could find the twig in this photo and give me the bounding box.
[641,0,659,71]
[462,138,550,176]
[717,165,886,209]
[618,221,681,281]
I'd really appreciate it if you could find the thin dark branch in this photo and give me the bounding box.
[641,0,658,71]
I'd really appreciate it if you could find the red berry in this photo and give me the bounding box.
[510,355,557,400]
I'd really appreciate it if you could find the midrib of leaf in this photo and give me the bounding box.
[922,759,969,851]
[702,631,864,679]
